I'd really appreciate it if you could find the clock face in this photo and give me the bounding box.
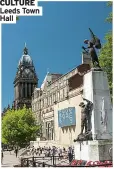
[22,68,34,78]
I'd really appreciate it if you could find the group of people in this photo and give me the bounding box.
[1,145,74,164]
[27,145,74,163]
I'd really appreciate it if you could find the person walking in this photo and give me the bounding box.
[68,147,73,163]
[1,150,4,164]
[15,148,18,158]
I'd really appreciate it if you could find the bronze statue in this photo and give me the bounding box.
[82,28,101,68]
[74,97,93,142]
[79,102,88,134]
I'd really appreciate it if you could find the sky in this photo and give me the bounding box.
[2,1,112,109]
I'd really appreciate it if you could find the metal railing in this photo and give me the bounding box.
[20,155,113,167]
[20,155,73,167]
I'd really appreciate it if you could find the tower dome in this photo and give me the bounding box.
[14,44,38,110]
[18,45,33,66]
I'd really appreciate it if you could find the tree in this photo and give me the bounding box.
[2,107,40,147]
[106,1,112,23]
[16,16,19,20]
[99,2,112,97]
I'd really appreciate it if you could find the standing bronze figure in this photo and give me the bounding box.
[79,102,88,134]
[79,98,93,134]
[82,28,101,68]
[74,97,93,142]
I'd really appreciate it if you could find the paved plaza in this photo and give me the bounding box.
[1,151,20,167]
[1,150,70,167]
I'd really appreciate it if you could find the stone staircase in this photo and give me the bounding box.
[19,140,70,156]
[30,140,70,149]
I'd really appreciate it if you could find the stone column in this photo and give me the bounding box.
[22,83,24,98]
[18,84,20,98]
[31,84,33,95]
[14,87,16,100]
[33,84,35,92]
[32,84,35,96]
[29,83,31,97]
[25,83,27,98]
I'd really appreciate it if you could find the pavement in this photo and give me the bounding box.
[1,151,20,167]
[20,153,70,166]
[1,150,70,167]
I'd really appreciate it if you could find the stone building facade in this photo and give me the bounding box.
[13,46,38,109]
[32,64,91,146]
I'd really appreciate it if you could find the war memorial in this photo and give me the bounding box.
[2,28,113,167]
[27,28,113,166]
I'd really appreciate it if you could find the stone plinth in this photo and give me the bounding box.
[83,70,112,140]
[74,140,112,161]
[82,52,91,65]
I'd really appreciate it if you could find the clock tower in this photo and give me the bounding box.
[13,45,38,109]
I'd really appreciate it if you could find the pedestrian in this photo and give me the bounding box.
[59,148,62,159]
[1,150,4,164]
[68,147,73,163]
[58,148,61,160]
[15,148,18,158]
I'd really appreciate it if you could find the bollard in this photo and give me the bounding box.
[27,158,29,167]
[55,156,56,165]
[32,156,36,167]
[42,162,45,167]
[52,155,54,166]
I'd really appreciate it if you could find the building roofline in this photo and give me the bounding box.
[46,63,90,87]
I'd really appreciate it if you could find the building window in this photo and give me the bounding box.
[53,93,56,102]
[45,98,47,106]
[50,96,52,105]
[56,92,58,101]
[58,91,60,101]
[41,100,43,108]
[63,88,65,98]
[60,90,63,100]
[46,97,48,106]
[44,98,45,106]
[48,97,50,106]
[42,99,44,107]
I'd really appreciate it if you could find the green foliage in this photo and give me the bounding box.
[99,2,112,97]
[2,107,40,147]
[16,16,19,20]
[105,1,112,23]
[106,11,112,23]
[107,1,112,7]
[99,31,112,95]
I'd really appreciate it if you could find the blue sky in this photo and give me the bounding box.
[2,1,112,109]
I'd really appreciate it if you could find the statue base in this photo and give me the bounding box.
[83,70,112,140]
[91,67,103,71]
[74,131,92,142]
[73,139,112,161]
